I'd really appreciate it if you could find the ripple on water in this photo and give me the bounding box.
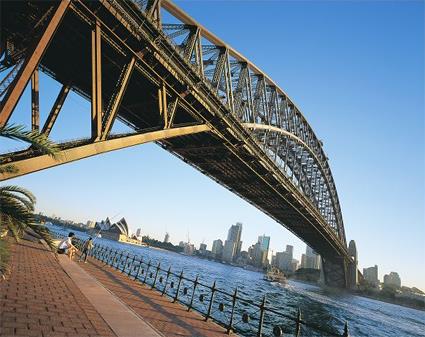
[50,226,425,337]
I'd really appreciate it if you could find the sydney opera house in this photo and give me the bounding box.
[94,217,131,242]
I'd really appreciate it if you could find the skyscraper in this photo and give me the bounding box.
[223,240,236,263]
[301,245,320,270]
[136,228,142,238]
[163,232,170,243]
[225,223,243,260]
[212,239,223,258]
[258,234,270,252]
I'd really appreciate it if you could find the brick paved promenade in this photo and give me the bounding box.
[77,258,227,337]
[0,240,228,337]
[0,240,116,337]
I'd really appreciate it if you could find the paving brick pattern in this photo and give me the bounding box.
[79,257,228,337]
[0,240,116,337]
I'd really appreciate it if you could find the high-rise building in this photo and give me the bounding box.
[199,243,207,252]
[384,272,401,288]
[223,240,236,263]
[164,232,170,243]
[258,235,270,252]
[275,244,295,272]
[286,245,294,257]
[227,223,243,258]
[136,228,142,238]
[212,239,223,258]
[363,265,379,286]
[302,245,320,269]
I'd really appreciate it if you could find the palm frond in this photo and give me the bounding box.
[0,191,35,212]
[0,124,59,157]
[0,185,36,204]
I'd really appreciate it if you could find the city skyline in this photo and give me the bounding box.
[1,0,423,289]
[43,212,411,289]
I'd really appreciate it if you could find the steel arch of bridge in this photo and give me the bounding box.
[0,0,349,286]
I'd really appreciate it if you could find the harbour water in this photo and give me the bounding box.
[50,225,425,337]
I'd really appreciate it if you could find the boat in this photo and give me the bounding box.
[263,268,287,284]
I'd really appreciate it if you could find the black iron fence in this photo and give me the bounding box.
[52,231,350,337]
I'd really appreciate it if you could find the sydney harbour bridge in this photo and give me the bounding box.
[0,0,355,287]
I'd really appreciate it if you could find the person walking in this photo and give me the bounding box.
[78,237,94,263]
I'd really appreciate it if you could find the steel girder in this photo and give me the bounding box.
[0,0,349,276]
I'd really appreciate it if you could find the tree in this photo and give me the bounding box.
[0,124,59,277]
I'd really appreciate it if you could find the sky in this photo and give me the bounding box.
[1,0,424,288]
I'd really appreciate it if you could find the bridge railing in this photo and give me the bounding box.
[52,231,350,337]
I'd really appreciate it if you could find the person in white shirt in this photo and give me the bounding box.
[57,232,77,260]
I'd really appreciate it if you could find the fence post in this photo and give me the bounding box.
[187,275,199,311]
[173,270,184,303]
[161,266,172,296]
[257,295,266,337]
[227,287,238,334]
[127,255,136,277]
[152,262,161,289]
[342,322,350,337]
[295,308,302,337]
[143,260,151,284]
[133,257,143,280]
[115,251,123,270]
[111,249,118,267]
[121,252,130,272]
[205,281,216,321]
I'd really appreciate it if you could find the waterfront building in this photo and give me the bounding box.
[363,265,379,286]
[301,245,321,270]
[164,232,170,243]
[199,243,207,253]
[95,217,112,231]
[384,272,401,288]
[291,259,299,272]
[258,234,270,252]
[98,218,141,245]
[226,223,243,259]
[136,228,142,238]
[211,239,223,258]
[178,241,185,247]
[223,240,236,263]
[275,245,295,272]
[252,237,269,268]
[86,220,95,229]
[183,243,195,255]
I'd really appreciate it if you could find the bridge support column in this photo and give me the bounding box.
[321,257,348,288]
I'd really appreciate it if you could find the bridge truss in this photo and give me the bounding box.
[0,0,350,286]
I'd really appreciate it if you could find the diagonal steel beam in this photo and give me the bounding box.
[0,0,70,127]
[41,84,71,136]
[31,68,39,131]
[101,57,136,140]
[91,21,103,140]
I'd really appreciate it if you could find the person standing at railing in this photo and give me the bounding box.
[57,232,77,260]
[78,237,94,263]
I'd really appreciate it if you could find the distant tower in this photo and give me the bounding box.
[164,232,170,243]
[348,240,358,289]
